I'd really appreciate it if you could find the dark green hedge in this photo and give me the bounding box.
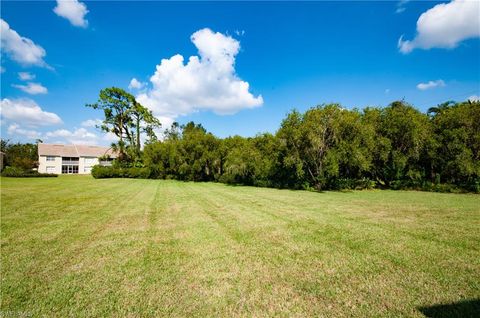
[91,165,150,179]
[1,167,58,178]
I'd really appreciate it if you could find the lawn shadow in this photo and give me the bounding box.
[418,299,480,318]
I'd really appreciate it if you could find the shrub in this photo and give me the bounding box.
[460,179,480,193]
[91,165,150,179]
[355,178,377,190]
[328,178,376,190]
[123,167,150,178]
[91,165,115,178]
[388,179,468,193]
[1,166,58,178]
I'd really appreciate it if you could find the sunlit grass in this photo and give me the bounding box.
[1,176,479,317]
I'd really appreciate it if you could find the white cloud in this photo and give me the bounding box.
[53,0,89,28]
[81,118,102,127]
[468,95,479,102]
[12,82,48,95]
[102,132,117,142]
[416,79,446,91]
[234,30,245,36]
[7,123,42,140]
[46,127,98,145]
[0,98,62,126]
[398,0,480,54]
[0,19,49,67]
[18,72,35,81]
[395,0,411,14]
[128,78,145,90]
[137,28,263,125]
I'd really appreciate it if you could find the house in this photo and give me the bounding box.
[38,144,117,174]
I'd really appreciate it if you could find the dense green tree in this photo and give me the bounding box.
[379,101,433,184]
[361,107,391,185]
[0,139,38,171]
[431,101,480,185]
[334,107,376,180]
[178,122,219,181]
[276,110,306,189]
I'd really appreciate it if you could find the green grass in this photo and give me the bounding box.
[1,176,479,317]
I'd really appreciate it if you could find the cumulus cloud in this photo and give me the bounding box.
[102,132,118,142]
[12,82,48,95]
[137,28,263,124]
[44,124,118,145]
[468,95,480,102]
[53,0,89,28]
[81,118,103,127]
[128,78,145,90]
[398,0,480,54]
[0,19,49,67]
[7,123,42,139]
[0,98,62,126]
[416,79,446,91]
[46,127,98,145]
[18,72,35,81]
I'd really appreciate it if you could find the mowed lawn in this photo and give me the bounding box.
[1,176,479,317]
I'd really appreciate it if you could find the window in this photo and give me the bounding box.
[62,165,79,174]
[99,158,114,166]
[46,166,56,173]
[84,157,96,165]
[62,157,79,164]
[46,156,56,161]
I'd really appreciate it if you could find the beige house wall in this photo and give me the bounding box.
[79,157,99,174]
[38,156,62,174]
[39,155,100,174]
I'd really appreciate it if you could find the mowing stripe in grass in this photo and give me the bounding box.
[1,177,479,317]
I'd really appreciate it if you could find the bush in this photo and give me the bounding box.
[91,165,150,179]
[355,178,377,190]
[388,179,467,193]
[460,179,480,193]
[1,166,58,178]
[328,178,376,190]
[123,167,151,178]
[91,165,115,178]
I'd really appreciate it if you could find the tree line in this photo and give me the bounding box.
[89,88,479,192]
[0,139,39,170]
[1,86,478,192]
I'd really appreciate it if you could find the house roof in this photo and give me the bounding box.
[38,143,117,158]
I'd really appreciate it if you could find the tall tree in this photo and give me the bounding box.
[87,87,160,162]
[86,87,134,160]
[129,100,161,156]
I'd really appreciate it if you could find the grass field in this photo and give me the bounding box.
[1,176,479,317]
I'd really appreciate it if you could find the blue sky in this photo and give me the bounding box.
[1,1,479,145]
